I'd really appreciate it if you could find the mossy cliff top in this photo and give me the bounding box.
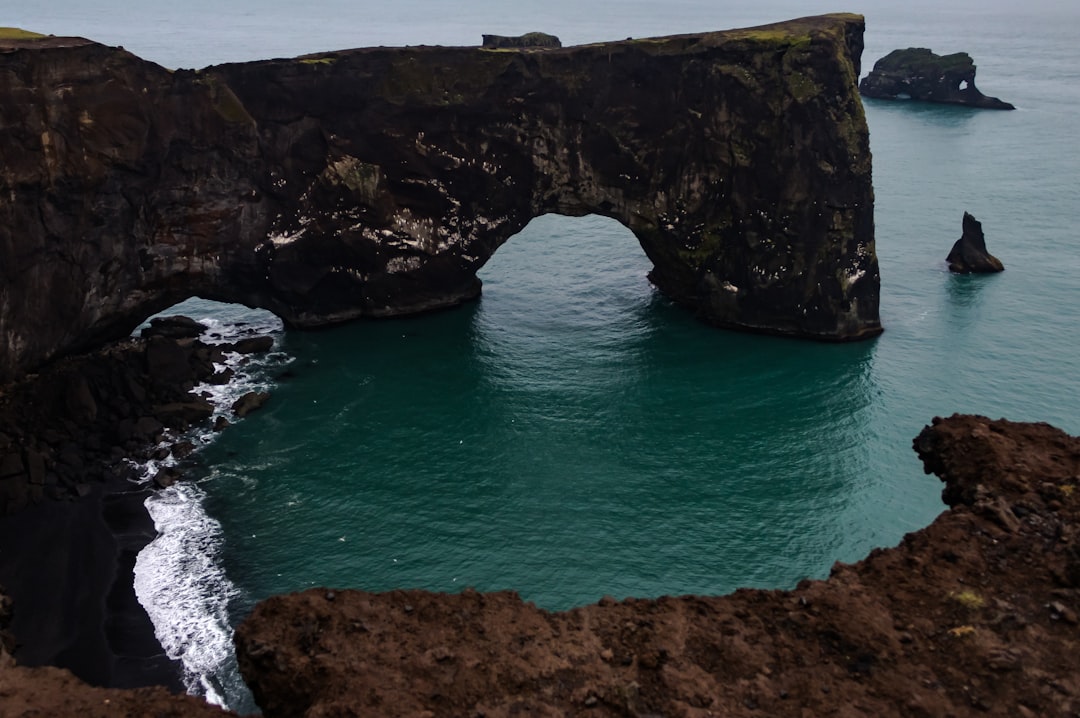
[0,27,47,41]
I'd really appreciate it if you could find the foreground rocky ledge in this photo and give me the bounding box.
[232,415,1080,716]
[0,14,879,385]
[3,415,1078,714]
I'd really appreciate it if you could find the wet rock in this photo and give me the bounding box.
[132,416,165,441]
[206,368,236,385]
[145,337,195,387]
[152,467,182,488]
[0,453,24,480]
[141,315,207,340]
[231,336,274,354]
[232,391,270,418]
[64,375,98,424]
[170,441,196,460]
[947,213,1005,274]
[153,398,215,428]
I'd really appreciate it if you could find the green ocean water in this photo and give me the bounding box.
[12,0,1080,709]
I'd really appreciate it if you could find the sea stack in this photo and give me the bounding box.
[860,48,1014,109]
[947,212,1004,273]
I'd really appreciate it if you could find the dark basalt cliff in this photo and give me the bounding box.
[860,48,1015,109]
[0,14,879,384]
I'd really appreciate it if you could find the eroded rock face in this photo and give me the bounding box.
[859,48,1015,109]
[234,414,1080,716]
[947,212,1004,273]
[0,14,880,384]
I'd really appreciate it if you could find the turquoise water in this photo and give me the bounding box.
[11,0,1080,710]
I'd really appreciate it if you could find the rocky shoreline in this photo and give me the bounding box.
[0,317,277,698]
[3,408,1079,715]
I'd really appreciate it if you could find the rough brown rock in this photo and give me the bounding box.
[0,664,232,717]
[234,415,1080,717]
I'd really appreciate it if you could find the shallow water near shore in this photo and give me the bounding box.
[11,0,1080,711]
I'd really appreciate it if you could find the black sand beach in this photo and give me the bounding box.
[0,480,184,691]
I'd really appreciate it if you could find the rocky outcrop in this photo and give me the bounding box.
[948,212,1004,273]
[0,13,880,384]
[481,32,561,49]
[859,48,1015,109]
[231,414,1080,716]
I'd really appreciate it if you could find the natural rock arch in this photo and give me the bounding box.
[0,14,879,383]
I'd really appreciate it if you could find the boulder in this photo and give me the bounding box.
[153,398,215,428]
[232,391,270,418]
[140,315,207,340]
[230,336,274,354]
[947,212,1004,273]
[860,48,1014,109]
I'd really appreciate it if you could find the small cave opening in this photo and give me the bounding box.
[958,79,969,91]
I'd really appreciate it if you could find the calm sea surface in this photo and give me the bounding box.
[9,0,1080,710]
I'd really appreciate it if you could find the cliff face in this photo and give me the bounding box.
[0,14,879,383]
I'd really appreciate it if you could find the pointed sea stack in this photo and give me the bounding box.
[947,212,1004,273]
[860,48,1014,109]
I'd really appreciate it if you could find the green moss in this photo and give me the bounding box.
[379,53,509,106]
[0,27,47,40]
[196,75,253,125]
[300,56,336,66]
[727,29,812,49]
[949,591,985,610]
[321,156,383,200]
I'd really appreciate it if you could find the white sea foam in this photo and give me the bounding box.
[130,300,290,710]
[134,483,240,706]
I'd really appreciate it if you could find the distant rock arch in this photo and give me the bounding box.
[0,14,880,383]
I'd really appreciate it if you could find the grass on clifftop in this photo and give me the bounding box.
[0,28,47,40]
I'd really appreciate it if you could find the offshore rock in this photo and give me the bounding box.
[0,14,880,384]
[859,48,1015,109]
[948,212,1004,273]
[481,32,561,49]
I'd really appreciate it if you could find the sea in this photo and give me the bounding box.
[6,0,1080,711]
